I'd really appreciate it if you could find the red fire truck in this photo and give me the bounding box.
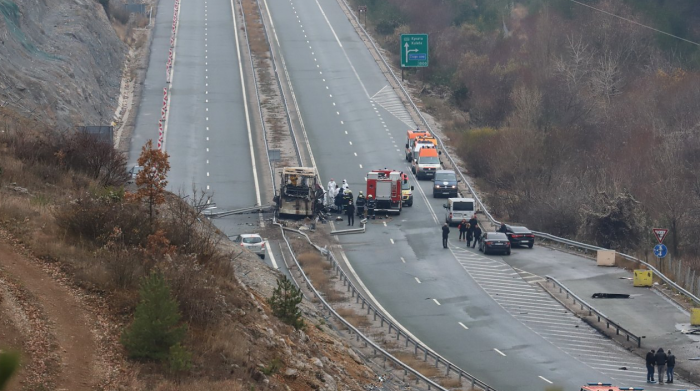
[366,169,403,214]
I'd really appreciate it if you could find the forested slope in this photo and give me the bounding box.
[353,0,700,266]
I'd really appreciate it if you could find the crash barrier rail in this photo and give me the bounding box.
[239,2,278,194]
[341,0,700,309]
[204,204,275,218]
[282,227,496,391]
[545,276,642,348]
[330,224,366,235]
[536,234,700,307]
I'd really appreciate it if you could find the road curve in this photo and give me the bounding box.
[262,0,673,389]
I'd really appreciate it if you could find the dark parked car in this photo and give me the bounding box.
[479,232,511,255]
[504,225,535,248]
[432,170,459,198]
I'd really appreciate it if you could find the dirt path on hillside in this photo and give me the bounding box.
[0,241,97,391]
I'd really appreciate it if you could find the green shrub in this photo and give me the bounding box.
[0,350,20,390]
[267,276,304,330]
[121,272,187,361]
[167,343,192,374]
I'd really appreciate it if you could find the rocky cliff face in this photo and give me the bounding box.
[0,0,125,129]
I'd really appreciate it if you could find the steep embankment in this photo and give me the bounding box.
[0,0,125,129]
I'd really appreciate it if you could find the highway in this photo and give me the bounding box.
[129,0,276,240]
[262,0,678,389]
[129,0,688,389]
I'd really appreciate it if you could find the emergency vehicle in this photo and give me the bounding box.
[400,173,414,207]
[366,169,403,214]
[411,145,441,179]
[405,129,431,161]
[580,382,644,391]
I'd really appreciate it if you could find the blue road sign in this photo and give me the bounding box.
[653,244,668,258]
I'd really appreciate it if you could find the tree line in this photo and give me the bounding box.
[355,0,700,267]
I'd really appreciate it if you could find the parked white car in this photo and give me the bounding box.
[233,233,266,259]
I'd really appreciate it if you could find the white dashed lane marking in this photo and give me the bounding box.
[449,246,694,389]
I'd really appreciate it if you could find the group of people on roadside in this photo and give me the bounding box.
[441,215,482,249]
[327,179,376,226]
[646,348,675,384]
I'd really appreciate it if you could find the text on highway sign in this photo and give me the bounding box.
[652,228,668,244]
[401,34,429,68]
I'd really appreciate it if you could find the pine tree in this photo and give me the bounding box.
[121,272,186,361]
[0,350,20,390]
[268,276,305,330]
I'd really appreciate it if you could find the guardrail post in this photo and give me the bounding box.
[380,317,384,327]
[373,309,377,321]
[435,356,439,367]
[424,350,428,361]
[616,326,620,336]
[366,304,370,315]
[415,344,419,355]
[445,362,451,375]
[471,378,476,388]
[361,298,365,309]
[638,337,641,348]
[388,324,393,334]
[396,330,400,341]
[383,356,386,369]
[405,336,410,347]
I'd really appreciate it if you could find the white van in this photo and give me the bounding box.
[443,197,476,225]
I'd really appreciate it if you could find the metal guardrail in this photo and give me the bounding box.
[204,204,275,218]
[545,276,642,348]
[341,0,700,308]
[283,227,496,390]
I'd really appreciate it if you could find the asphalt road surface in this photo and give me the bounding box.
[131,0,693,389]
[262,0,683,389]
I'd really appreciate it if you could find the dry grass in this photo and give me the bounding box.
[205,325,250,366]
[439,377,463,387]
[391,352,441,378]
[297,252,332,291]
[335,307,371,328]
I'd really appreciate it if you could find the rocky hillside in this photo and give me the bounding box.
[0,0,125,129]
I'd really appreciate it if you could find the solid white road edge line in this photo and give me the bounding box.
[265,240,278,269]
[339,251,441,355]
[230,0,261,206]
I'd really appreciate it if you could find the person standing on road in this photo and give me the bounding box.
[328,178,337,198]
[655,348,668,384]
[666,350,675,384]
[466,224,473,247]
[355,191,366,217]
[458,219,468,241]
[346,200,355,226]
[442,223,450,249]
[334,190,344,213]
[646,349,656,383]
[498,223,508,233]
[471,224,482,249]
[366,195,376,220]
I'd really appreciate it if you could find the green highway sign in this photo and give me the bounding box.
[401,34,429,68]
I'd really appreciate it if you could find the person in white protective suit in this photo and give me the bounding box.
[341,179,349,191]
[327,178,338,198]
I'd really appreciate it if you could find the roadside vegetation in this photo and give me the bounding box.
[0,107,324,389]
[351,0,700,284]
